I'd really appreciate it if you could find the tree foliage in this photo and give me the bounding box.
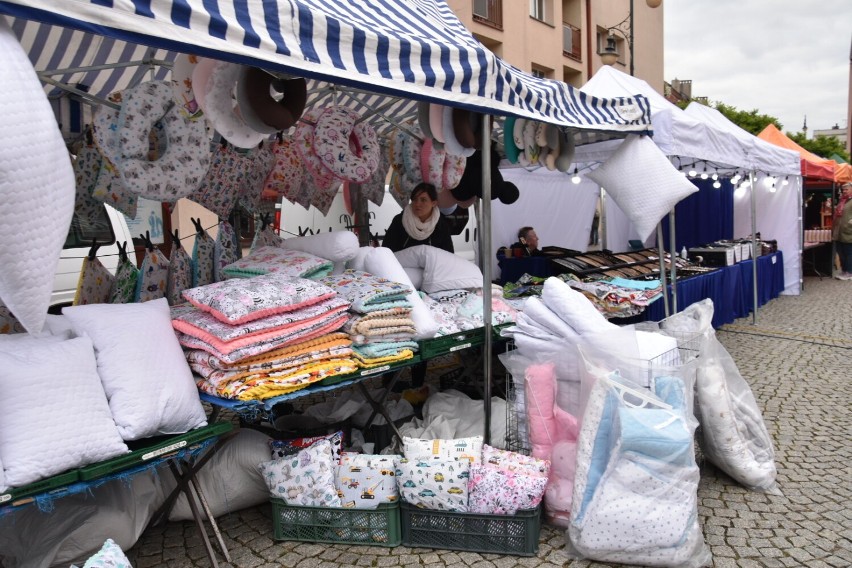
[788,132,850,163]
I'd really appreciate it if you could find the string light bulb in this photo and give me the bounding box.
[571,167,581,184]
[700,164,708,180]
[711,173,718,181]
[688,168,697,177]
[782,176,789,186]
[713,180,721,189]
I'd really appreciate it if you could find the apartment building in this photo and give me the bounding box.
[446,0,664,92]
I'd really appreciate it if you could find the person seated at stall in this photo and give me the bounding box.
[498,226,543,259]
[382,182,454,253]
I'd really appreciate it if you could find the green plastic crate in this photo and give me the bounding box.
[419,329,484,359]
[400,501,541,556]
[0,469,80,506]
[271,499,401,546]
[78,421,233,481]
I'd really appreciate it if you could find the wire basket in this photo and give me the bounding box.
[621,324,703,388]
[504,375,530,455]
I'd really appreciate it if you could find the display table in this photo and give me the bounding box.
[642,251,784,328]
[497,255,552,284]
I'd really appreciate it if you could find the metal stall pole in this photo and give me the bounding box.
[798,178,804,291]
[749,171,758,324]
[480,117,493,446]
[656,224,670,317]
[668,210,678,313]
[599,187,607,251]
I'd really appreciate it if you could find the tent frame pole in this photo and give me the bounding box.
[656,223,670,317]
[669,210,678,313]
[480,117,493,447]
[749,170,758,324]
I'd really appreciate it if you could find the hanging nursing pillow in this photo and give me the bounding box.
[239,66,307,132]
[203,61,269,149]
[171,53,204,120]
[314,106,380,183]
[420,137,466,192]
[115,80,211,201]
[293,107,338,191]
[441,106,475,158]
[190,56,216,115]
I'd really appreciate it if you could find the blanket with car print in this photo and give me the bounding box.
[171,296,350,354]
[318,270,412,313]
[197,356,359,400]
[177,312,349,364]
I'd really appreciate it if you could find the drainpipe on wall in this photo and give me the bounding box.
[585,0,593,79]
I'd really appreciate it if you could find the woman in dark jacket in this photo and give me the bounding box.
[382,183,454,253]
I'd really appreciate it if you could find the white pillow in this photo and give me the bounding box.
[259,439,341,507]
[0,337,129,487]
[280,230,359,263]
[587,134,698,242]
[403,435,483,463]
[541,277,617,337]
[62,298,207,440]
[394,245,483,293]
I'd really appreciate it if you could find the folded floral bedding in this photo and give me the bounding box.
[423,288,518,336]
[318,269,412,313]
[221,246,333,280]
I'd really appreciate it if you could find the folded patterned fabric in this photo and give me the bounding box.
[188,336,354,385]
[222,246,334,280]
[186,332,352,372]
[178,313,349,364]
[344,315,416,336]
[182,273,339,325]
[197,356,359,400]
[172,296,350,354]
[318,269,412,313]
[353,341,419,359]
[350,333,418,345]
[353,348,415,368]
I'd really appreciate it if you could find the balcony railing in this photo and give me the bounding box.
[473,0,502,30]
[563,22,581,61]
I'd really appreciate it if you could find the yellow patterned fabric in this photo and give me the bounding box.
[353,349,415,368]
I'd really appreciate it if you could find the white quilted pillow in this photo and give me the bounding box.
[62,298,208,441]
[587,134,697,242]
[394,245,483,293]
[0,21,75,335]
[0,337,129,488]
[279,230,359,263]
[541,277,617,337]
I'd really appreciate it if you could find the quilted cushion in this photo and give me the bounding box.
[587,134,698,242]
[182,273,338,325]
[135,248,169,303]
[481,444,550,477]
[62,298,208,440]
[403,435,482,464]
[0,21,75,335]
[467,463,548,515]
[393,245,483,293]
[336,453,400,509]
[396,457,470,512]
[259,439,341,507]
[0,336,129,487]
[222,246,333,280]
[270,430,345,463]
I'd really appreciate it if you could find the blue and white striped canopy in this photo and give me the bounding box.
[0,0,651,135]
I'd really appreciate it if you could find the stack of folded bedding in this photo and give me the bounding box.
[172,273,358,400]
[221,246,334,280]
[422,287,519,336]
[319,269,418,368]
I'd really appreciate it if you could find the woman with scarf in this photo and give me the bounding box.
[833,182,852,280]
[383,183,454,253]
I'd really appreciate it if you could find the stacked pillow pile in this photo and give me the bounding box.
[258,432,548,517]
[0,299,207,492]
[172,273,357,401]
[502,116,575,172]
[318,270,418,368]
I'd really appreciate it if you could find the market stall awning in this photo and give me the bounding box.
[0,0,652,135]
[757,124,836,182]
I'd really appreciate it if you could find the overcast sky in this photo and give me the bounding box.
[664,1,851,137]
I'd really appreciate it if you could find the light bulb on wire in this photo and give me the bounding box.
[688,168,697,177]
[700,164,708,180]
[713,180,721,189]
[782,176,789,186]
[571,167,581,184]
[711,173,718,181]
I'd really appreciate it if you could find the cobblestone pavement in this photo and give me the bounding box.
[129,276,852,568]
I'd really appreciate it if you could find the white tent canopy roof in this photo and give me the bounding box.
[684,102,801,177]
[573,66,750,172]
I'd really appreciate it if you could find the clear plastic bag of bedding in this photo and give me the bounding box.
[659,299,780,494]
[565,340,711,568]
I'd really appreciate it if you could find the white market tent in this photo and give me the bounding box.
[684,102,802,295]
[0,0,656,449]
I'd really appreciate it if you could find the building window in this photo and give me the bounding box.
[473,0,502,29]
[532,68,546,79]
[562,22,581,61]
[530,0,552,25]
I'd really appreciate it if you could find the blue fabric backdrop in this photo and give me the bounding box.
[661,178,734,251]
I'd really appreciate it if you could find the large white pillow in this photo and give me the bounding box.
[0,21,75,335]
[0,337,129,487]
[280,230,359,263]
[587,134,698,242]
[62,298,207,440]
[394,245,483,293]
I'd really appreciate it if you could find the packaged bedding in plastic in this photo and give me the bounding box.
[566,341,711,568]
[656,299,779,494]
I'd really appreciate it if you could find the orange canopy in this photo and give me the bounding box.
[758,124,836,182]
[835,162,852,183]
